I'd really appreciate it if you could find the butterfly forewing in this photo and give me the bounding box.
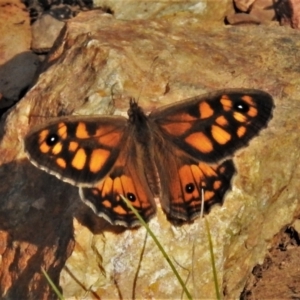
[150,89,274,163]
[24,115,128,186]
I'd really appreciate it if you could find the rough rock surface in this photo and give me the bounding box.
[0,8,300,299]
[93,0,233,21]
[242,222,300,299]
[0,0,39,109]
[31,13,65,52]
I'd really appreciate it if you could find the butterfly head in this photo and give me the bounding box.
[128,98,148,125]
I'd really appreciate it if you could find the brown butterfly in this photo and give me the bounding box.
[24,89,274,227]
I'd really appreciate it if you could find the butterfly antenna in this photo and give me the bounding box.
[200,188,205,219]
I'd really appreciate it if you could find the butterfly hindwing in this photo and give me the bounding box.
[154,145,236,223]
[150,89,274,163]
[24,115,128,186]
[80,137,156,227]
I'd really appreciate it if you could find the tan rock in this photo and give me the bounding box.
[31,14,65,52]
[250,0,276,23]
[0,9,299,299]
[292,219,300,234]
[0,0,31,63]
[0,0,39,103]
[234,0,256,12]
[94,0,233,22]
[228,0,277,25]
[226,12,262,25]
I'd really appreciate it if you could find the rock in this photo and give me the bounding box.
[278,0,300,29]
[31,13,65,52]
[0,8,300,300]
[234,0,256,12]
[250,0,277,22]
[227,0,277,25]
[25,0,93,23]
[242,226,300,298]
[0,0,31,64]
[226,12,262,25]
[93,0,233,22]
[292,219,300,234]
[0,0,39,106]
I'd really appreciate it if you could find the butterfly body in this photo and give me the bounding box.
[25,89,274,227]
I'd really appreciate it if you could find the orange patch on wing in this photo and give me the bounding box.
[38,129,49,144]
[40,142,50,153]
[204,190,215,201]
[69,141,79,152]
[211,125,231,144]
[72,148,87,170]
[56,157,66,168]
[213,180,222,190]
[237,126,247,137]
[114,205,127,215]
[52,142,63,155]
[190,164,205,183]
[185,132,213,153]
[76,122,90,139]
[241,95,255,106]
[220,95,232,111]
[113,177,124,196]
[233,112,247,123]
[89,148,110,173]
[219,166,226,173]
[166,112,197,122]
[199,101,214,118]
[101,177,113,198]
[98,132,122,147]
[95,125,117,136]
[248,106,258,117]
[92,188,99,196]
[58,123,67,139]
[215,115,228,126]
[199,163,217,177]
[161,122,192,136]
[102,200,112,208]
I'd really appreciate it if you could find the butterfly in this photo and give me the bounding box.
[24,89,274,227]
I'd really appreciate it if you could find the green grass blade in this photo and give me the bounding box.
[120,195,193,300]
[205,218,221,300]
[41,267,65,300]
